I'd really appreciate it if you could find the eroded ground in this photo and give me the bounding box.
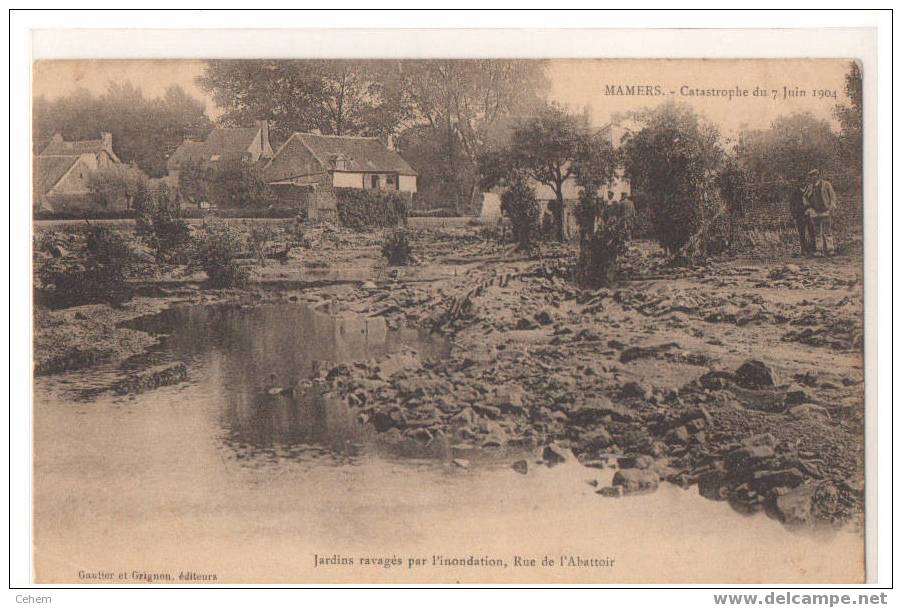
[33,222,865,530]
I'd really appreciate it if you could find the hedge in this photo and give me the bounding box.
[334,187,409,231]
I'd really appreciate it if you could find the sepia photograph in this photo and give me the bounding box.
[29,51,870,584]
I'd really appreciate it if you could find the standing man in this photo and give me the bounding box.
[803,169,838,256]
[788,180,814,255]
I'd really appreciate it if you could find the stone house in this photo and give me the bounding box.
[33,132,121,211]
[262,132,418,220]
[166,120,275,185]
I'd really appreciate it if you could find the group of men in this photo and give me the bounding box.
[790,168,839,257]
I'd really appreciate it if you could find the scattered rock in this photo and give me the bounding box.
[534,310,555,326]
[473,404,502,419]
[665,425,691,445]
[734,359,777,389]
[542,443,574,466]
[450,407,476,426]
[492,384,528,414]
[511,459,529,475]
[370,409,406,433]
[619,381,650,401]
[451,458,470,469]
[771,483,817,526]
[784,385,813,405]
[619,454,655,469]
[698,469,730,501]
[569,396,638,424]
[787,403,829,420]
[750,468,805,492]
[620,342,678,364]
[579,427,614,451]
[515,318,540,330]
[410,427,433,443]
[596,485,623,498]
[612,468,660,495]
[725,445,776,472]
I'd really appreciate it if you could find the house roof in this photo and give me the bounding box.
[204,127,262,162]
[295,133,417,175]
[168,126,265,168]
[166,140,210,167]
[40,137,120,163]
[34,155,80,196]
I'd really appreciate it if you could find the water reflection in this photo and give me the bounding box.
[129,303,449,465]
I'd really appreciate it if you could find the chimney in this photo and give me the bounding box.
[385,134,395,151]
[255,120,271,157]
[101,132,113,153]
[51,133,63,143]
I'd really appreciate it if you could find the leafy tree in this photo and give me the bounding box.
[33,82,211,177]
[392,60,548,212]
[86,164,147,210]
[736,112,841,184]
[734,112,842,214]
[481,103,611,242]
[197,60,410,142]
[197,59,548,213]
[622,102,723,255]
[397,124,477,212]
[834,61,863,174]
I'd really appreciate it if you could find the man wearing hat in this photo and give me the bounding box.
[789,180,815,255]
[803,169,838,256]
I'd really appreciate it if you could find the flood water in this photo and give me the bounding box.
[33,303,864,584]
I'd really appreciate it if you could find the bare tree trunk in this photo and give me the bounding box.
[555,190,566,242]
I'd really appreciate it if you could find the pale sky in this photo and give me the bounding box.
[33,58,853,135]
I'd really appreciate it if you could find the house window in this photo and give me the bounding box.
[386,175,396,189]
[371,175,379,189]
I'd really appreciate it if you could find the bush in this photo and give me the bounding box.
[500,179,539,250]
[622,102,723,256]
[179,160,277,209]
[190,218,249,288]
[574,190,629,287]
[382,229,413,266]
[134,182,191,264]
[335,188,409,231]
[246,221,276,266]
[87,164,146,211]
[35,225,137,307]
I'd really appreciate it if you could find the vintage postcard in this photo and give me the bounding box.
[30,51,869,584]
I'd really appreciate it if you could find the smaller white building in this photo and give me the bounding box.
[480,192,502,221]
